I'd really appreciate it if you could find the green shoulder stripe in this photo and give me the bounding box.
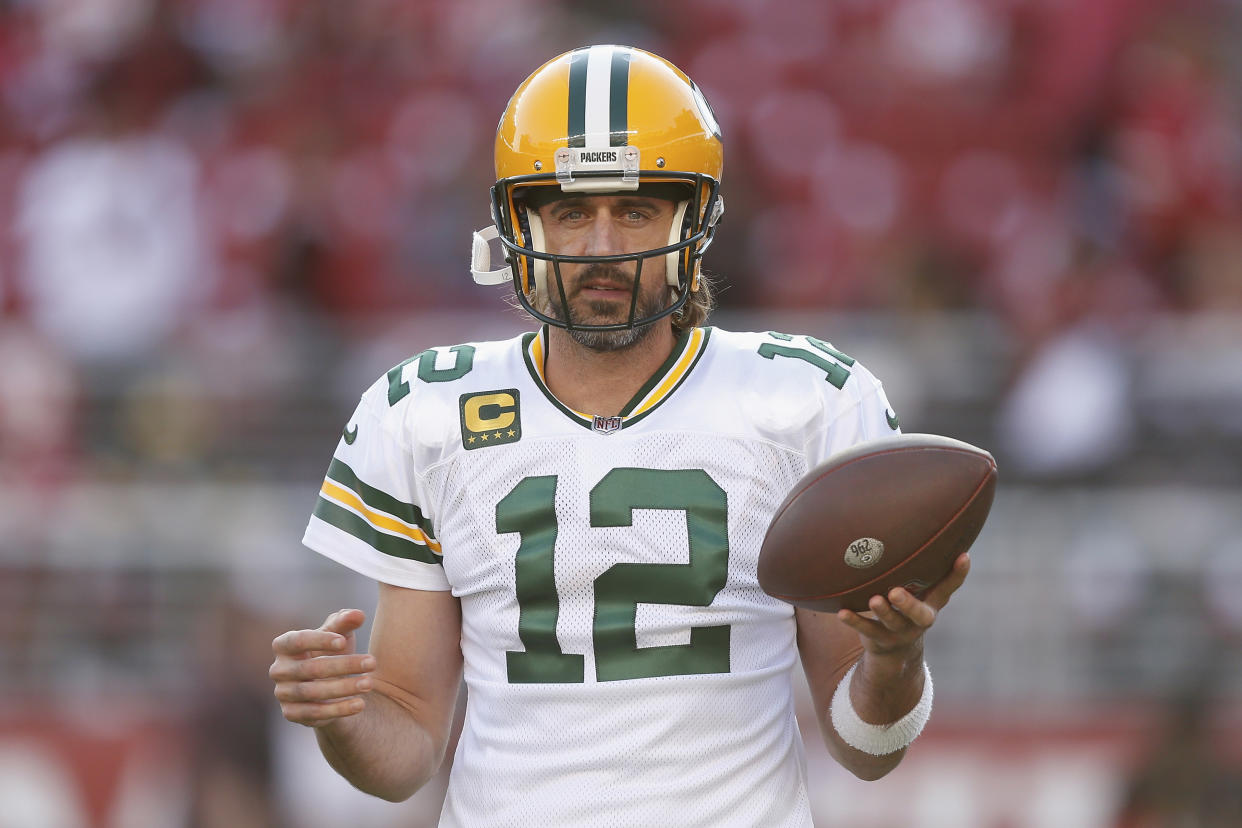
[326,458,435,537]
[313,496,441,565]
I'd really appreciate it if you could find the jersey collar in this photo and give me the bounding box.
[521,325,712,432]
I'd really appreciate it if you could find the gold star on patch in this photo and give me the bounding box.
[467,435,476,444]
[479,433,489,441]
[507,429,516,437]
[493,431,502,439]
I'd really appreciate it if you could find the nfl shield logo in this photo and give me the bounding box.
[592,415,622,435]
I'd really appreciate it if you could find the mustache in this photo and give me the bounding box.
[569,264,635,295]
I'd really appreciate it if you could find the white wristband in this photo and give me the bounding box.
[829,661,933,756]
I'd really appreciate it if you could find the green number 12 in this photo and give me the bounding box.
[496,468,731,684]
[757,332,855,389]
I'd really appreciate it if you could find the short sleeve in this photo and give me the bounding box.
[807,359,902,466]
[302,387,450,591]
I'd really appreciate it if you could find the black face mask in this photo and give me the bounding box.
[485,173,722,333]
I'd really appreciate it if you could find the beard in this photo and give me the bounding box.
[543,263,668,352]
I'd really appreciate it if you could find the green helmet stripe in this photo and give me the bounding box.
[608,47,631,147]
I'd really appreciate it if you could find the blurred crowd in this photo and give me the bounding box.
[0,0,1240,477]
[0,0,1239,486]
[1,1,1241,826]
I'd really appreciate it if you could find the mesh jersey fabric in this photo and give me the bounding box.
[303,326,899,827]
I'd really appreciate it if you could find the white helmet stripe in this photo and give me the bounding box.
[583,45,614,149]
[567,45,631,150]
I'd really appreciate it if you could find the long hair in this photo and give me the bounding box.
[671,270,715,333]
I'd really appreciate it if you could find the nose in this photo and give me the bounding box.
[582,207,623,257]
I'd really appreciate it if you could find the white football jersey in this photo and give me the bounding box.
[304,326,899,828]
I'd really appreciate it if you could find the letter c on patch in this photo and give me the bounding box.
[464,392,516,431]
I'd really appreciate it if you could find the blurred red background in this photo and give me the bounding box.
[1,1,1240,826]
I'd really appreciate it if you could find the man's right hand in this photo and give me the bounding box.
[270,608,377,727]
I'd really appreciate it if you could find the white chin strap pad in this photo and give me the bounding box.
[470,224,509,285]
[474,198,711,294]
[467,211,549,293]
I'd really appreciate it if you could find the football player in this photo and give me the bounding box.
[270,45,970,826]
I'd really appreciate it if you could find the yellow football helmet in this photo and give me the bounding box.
[470,44,725,332]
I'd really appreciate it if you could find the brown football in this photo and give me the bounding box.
[758,433,997,613]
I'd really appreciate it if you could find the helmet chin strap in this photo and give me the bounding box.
[467,209,549,288]
[469,224,507,285]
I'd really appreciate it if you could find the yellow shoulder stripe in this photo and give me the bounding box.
[320,479,443,554]
[629,327,706,416]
